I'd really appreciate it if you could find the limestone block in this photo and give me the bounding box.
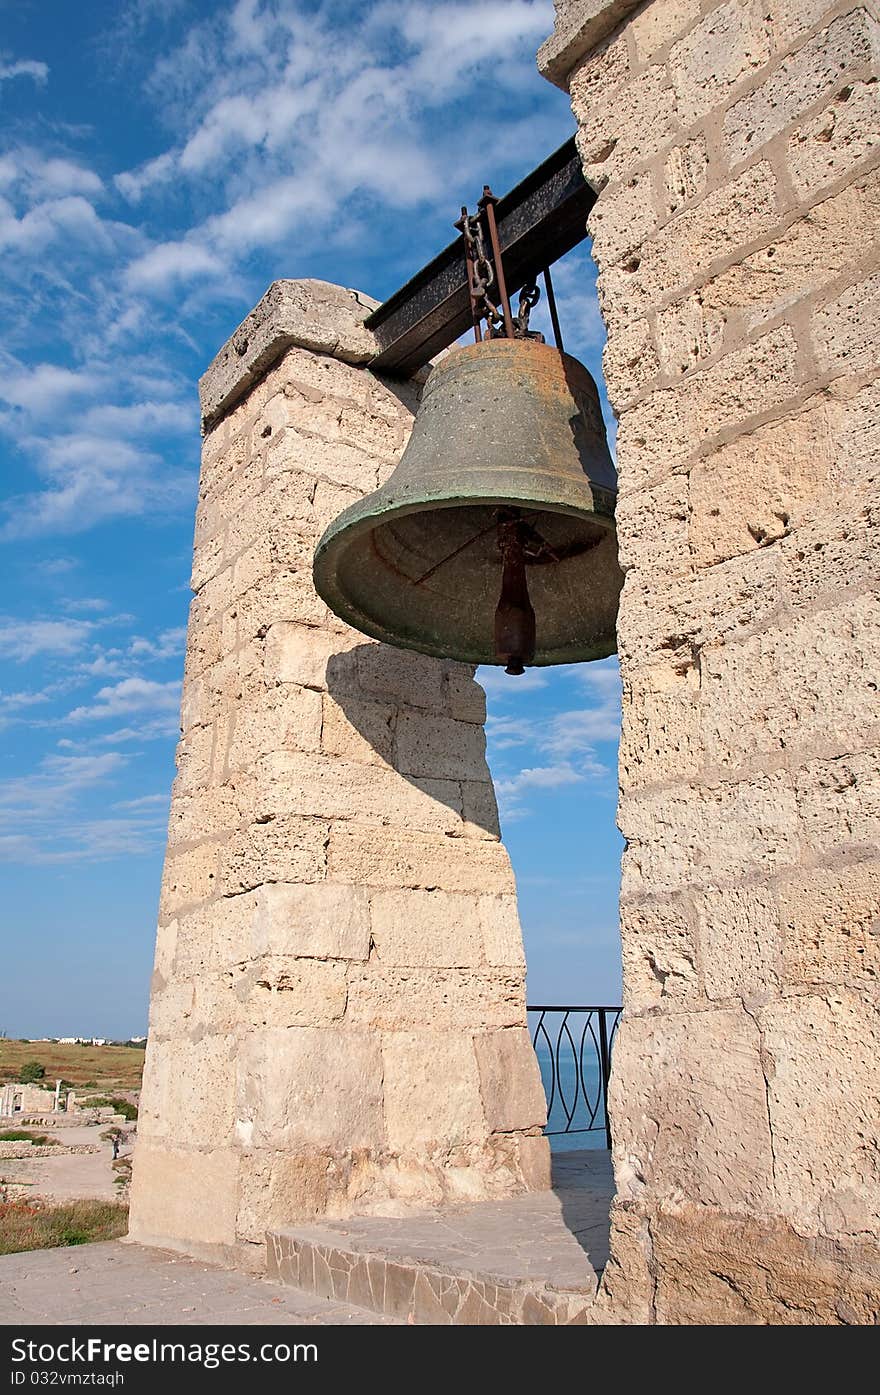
[248,750,463,835]
[693,175,880,338]
[609,1009,775,1211]
[395,711,487,780]
[685,325,801,442]
[169,892,265,976]
[137,1035,236,1147]
[264,623,361,690]
[191,529,227,594]
[796,750,880,856]
[601,316,660,406]
[655,293,725,376]
[759,993,880,1237]
[787,78,880,198]
[166,785,241,848]
[812,269,880,377]
[250,882,370,961]
[835,377,880,491]
[219,816,327,894]
[619,540,783,669]
[691,404,835,568]
[226,685,323,770]
[650,1201,880,1323]
[368,888,485,968]
[699,595,880,768]
[620,893,699,1010]
[236,1028,384,1151]
[619,660,702,788]
[663,136,709,216]
[460,779,501,840]
[222,957,348,1029]
[615,473,691,580]
[344,966,525,1031]
[723,10,880,166]
[779,859,880,989]
[619,772,799,898]
[767,0,842,51]
[355,643,447,713]
[225,474,316,560]
[598,163,780,334]
[321,692,396,767]
[199,280,381,431]
[587,169,660,268]
[311,478,363,537]
[129,1144,240,1250]
[538,0,641,89]
[327,826,515,894]
[696,882,780,1000]
[474,1029,548,1131]
[630,0,702,61]
[265,428,381,493]
[568,29,630,108]
[574,61,678,188]
[158,841,220,919]
[612,386,691,497]
[234,570,329,642]
[383,1033,487,1149]
[780,503,880,613]
[446,666,486,724]
[479,895,527,968]
[669,1,771,125]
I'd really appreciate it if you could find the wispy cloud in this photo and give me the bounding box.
[67,676,181,723]
[0,59,48,87]
[0,617,94,661]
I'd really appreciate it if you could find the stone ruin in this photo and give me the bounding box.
[130,0,880,1322]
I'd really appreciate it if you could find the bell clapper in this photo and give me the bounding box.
[494,512,536,676]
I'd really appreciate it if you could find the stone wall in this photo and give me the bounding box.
[540,0,880,1323]
[128,281,549,1269]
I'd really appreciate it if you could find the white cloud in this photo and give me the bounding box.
[0,59,48,86]
[67,676,181,722]
[0,616,93,661]
[125,241,224,290]
[114,791,169,810]
[128,627,186,661]
[0,361,103,415]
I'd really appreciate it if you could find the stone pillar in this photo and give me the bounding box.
[540,0,880,1323]
[53,1079,62,1112]
[128,279,549,1268]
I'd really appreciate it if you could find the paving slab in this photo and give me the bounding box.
[268,1149,614,1325]
[0,1241,394,1326]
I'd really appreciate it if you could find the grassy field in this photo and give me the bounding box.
[0,1199,129,1255]
[0,1041,145,1091]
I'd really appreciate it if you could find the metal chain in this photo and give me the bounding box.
[514,281,543,340]
[456,205,504,337]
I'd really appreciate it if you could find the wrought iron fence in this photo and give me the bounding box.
[527,1005,621,1150]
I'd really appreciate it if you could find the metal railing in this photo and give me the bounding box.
[527,1005,621,1151]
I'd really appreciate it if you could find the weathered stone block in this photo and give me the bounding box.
[327,826,515,894]
[219,816,327,894]
[158,841,221,919]
[630,0,702,62]
[723,10,880,166]
[129,1144,240,1252]
[620,893,699,1009]
[610,1009,775,1211]
[697,882,780,999]
[778,860,880,989]
[250,882,371,960]
[383,1033,487,1149]
[368,888,485,968]
[474,1029,548,1131]
[395,711,487,780]
[787,78,880,198]
[759,993,880,1237]
[669,1,771,125]
[236,1028,384,1151]
[796,750,880,856]
[812,269,880,377]
[344,965,525,1030]
[663,135,709,216]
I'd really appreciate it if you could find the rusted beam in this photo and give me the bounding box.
[365,137,595,377]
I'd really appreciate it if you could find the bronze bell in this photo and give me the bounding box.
[312,336,622,672]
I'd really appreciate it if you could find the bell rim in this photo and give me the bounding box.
[313,492,620,667]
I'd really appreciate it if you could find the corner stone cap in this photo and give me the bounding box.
[537,0,641,89]
[199,278,382,433]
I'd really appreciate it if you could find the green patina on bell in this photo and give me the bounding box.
[312,336,622,672]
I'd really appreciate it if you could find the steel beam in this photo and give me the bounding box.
[365,137,595,377]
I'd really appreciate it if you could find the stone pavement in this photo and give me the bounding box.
[0,1241,396,1326]
[0,1150,612,1326]
[268,1150,614,1324]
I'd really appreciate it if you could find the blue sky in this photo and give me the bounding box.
[0,0,621,1040]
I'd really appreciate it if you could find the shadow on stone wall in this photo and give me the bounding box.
[325,641,499,839]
